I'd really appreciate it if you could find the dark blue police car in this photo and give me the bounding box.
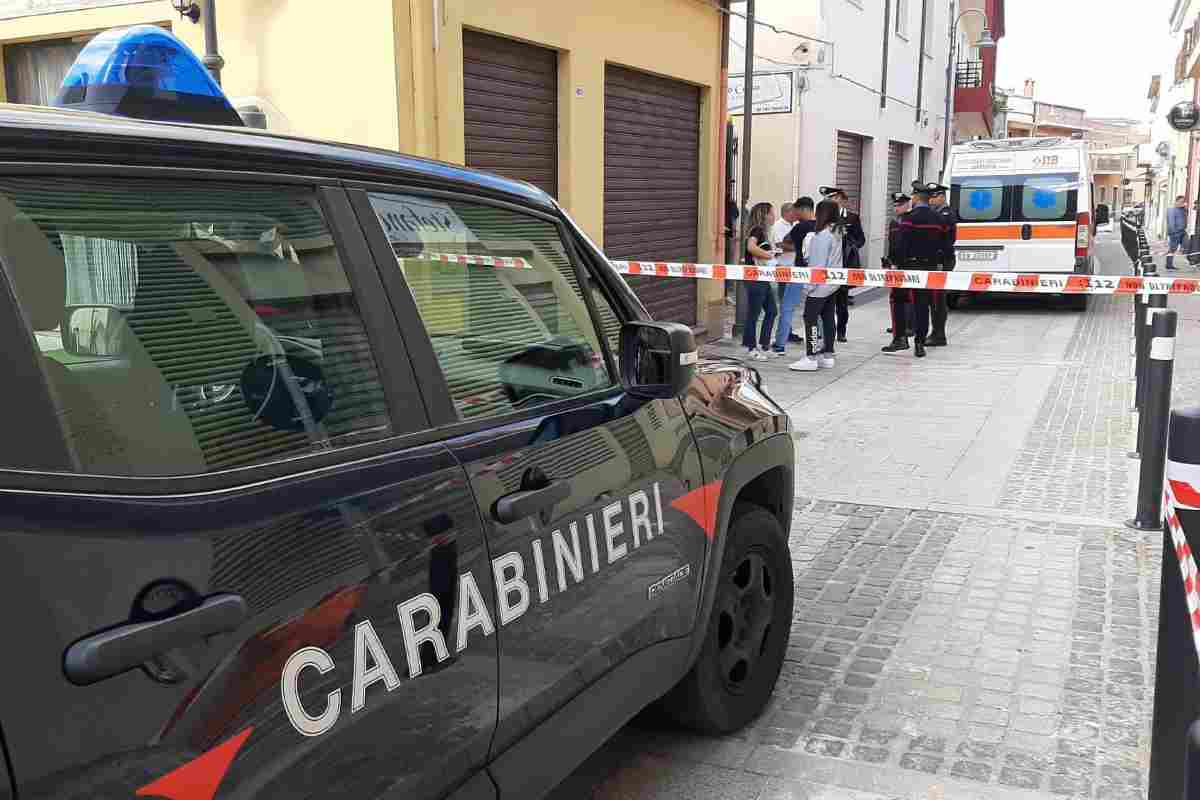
[0,26,795,800]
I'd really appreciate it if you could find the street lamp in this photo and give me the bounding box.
[940,8,996,180]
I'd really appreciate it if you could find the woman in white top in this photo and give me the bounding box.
[790,200,843,372]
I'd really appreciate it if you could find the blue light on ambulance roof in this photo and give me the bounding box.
[53,26,243,126]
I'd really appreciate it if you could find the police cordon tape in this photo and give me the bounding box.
[1164,468,1200,662]
[418,252,1200,296]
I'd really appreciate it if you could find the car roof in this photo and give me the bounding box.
[0,104,556,210]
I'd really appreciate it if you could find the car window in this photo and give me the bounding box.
[953,176,1005,221]
[0,177,392,477]
[1018,174,1078,222]
[367,193,616,420]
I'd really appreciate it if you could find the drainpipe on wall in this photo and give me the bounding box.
[880,0,891,109]
[915,0,928,122]
[939,0,956,180]
[737,0,756,262]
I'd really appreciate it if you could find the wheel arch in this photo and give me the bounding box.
[686,433,794,668]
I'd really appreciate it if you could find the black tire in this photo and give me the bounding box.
[660,503,793,733]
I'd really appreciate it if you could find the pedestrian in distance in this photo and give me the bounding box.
[926,182,956,346]
[882,191,912,352]
[742,202,779,361]
[1166,194,1188,271]
[789,200,843,372]
[884,183,951,359]
[772,196,816,356]
[820,187,866,343]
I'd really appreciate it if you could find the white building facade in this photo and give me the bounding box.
[1145,0,1198,238]
[729,0,953,266]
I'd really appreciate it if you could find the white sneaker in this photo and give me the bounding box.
[743,348,759,361]
[789,356,818,372]
[754,349,770,361]
[818,355,836,369]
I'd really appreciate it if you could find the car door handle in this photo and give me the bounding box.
[492,481,570,525]
[64,593,248,686]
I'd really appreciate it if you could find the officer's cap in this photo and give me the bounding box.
[925,182,949,196]
[910,180,932,197]
[891,192,910,204]
[819,186,847,198]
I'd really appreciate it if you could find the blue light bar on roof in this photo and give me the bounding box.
[53,25,243,127]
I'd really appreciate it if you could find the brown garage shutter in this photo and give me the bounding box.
[604,65,700,326]
[835,131,865,214]
[462,30,557,197]
[887,141,904,207]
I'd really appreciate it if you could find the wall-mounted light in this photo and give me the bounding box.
[171,0,201,23]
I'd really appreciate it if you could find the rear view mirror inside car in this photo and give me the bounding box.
[62,304,128,358]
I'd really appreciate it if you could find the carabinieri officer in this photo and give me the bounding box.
[882,191,912,353]
[926,181,956,347]
[887,182,953,358]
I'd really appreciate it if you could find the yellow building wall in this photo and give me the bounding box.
[0,0,400,151]
[1,0,726,320]
[401,0,724,270]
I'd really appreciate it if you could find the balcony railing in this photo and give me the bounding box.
[955,61,984,89]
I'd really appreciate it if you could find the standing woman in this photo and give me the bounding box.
[790,200,842,372]
[742,202,779,361]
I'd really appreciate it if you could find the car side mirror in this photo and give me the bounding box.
[62,304,127,358]
[619,321,697,399]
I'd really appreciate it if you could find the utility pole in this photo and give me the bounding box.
[202,0,225,85]
[738,0,756,264]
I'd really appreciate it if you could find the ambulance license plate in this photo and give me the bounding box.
[958,250,998,262]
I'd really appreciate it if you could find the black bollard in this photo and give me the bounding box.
[1139,293,1169,457]
[1129,308,1177,531]
[1149,404,1200,800]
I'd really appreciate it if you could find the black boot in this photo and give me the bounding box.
[914,340,927,358]
[881,337,909,354]
[926,333,948,347]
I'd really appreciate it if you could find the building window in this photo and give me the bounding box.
[896,0,909,37]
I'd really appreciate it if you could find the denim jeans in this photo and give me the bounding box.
[773,283,809,350]
[742,281,778,350]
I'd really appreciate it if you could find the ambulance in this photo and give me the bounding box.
[947,136,1094,309]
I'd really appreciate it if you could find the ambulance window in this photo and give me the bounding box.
[955,177,1004,221]
[1018,175,1077,222]
[366,193,616,421]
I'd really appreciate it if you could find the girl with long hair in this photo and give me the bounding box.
[742,202,778,360]
[790,200,842,372]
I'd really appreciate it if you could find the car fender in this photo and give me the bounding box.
[686,432,794,668]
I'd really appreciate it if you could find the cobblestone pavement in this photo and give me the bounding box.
[552,235,1176,799]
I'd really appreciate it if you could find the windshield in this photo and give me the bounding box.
[951,172,1080,223]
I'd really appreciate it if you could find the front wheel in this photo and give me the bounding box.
[659,503,794,733]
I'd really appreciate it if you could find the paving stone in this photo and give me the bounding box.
[898,753,944,774]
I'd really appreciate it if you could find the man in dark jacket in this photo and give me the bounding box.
[887,183,953,358]
[882,191,912,353]
[820,187,866,342]
[927,182,956,346]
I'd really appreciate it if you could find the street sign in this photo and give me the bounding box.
[728,72,794,116]
[1168,101,1200,132]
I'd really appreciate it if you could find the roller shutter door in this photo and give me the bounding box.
[462,30,557,197]
[604,65,700,326]
[835,131,865,214]
[887,141,905,206]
